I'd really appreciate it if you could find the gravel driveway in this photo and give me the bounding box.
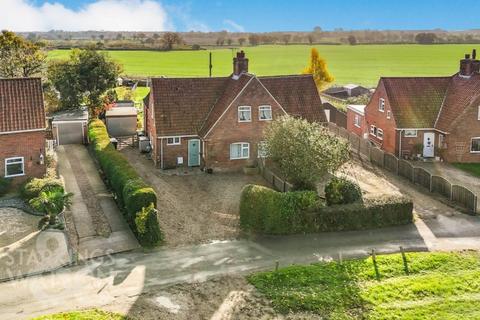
[121,147,269,247]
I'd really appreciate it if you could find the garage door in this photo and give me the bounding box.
[56,122,84,145]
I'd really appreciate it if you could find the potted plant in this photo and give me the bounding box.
[243,159,258,175]
[412,143,423,159]
[29,189,73,228]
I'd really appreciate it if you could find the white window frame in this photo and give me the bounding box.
[404,130,418,138]
[230,142,250,160]
[238,106,251,122]
[4,157,25,178]
[377,128,384,140]
[379,98,385,112]
[471,137,480,153]
[387,110,391,119]
[354,114,361,128]
[258,105,273,121]
[258,141,268,158]
[166,137,181,145]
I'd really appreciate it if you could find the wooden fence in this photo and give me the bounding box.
[258,159,294,193]
[326,122,478,214]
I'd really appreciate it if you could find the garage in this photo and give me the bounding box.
[51,108,88,145]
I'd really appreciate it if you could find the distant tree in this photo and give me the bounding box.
[0,30,46,78]
[91,35,97,40]
[302,48,334,89]
[227,38,233,46]
[313,26,322,33]
[307,33,315,44]
[145,37,155,45]
[99,34,105,41]
[153,33,160,40]
[248,34,260,46]
[116,33,123,40]
[415,33,437,44]
[348,35,357,45]
[216,37,225,46]
[238,37,246,46]
[282,34,291,45]
[137,33,146,41]
[161,32,183,50]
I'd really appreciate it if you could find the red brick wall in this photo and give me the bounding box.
[444,102,480,163]
[204,78,286,171]
[347,109,366,137]
[365,81,398,154]
[160,137,201,169]
[0,131,46,184]
[398,130,441,158]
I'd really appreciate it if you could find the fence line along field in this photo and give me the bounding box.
[48,44,477,87]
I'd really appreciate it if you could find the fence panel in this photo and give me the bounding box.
[359,139,370,158]
[327,122,339,135]
[338,127,349,140]
[348,132,360,153]
[413,167,432,190]
[431,175,452,199]
[384,153,399,174]
[452,185,478,214]
[398,160,414,182]
[370,147,385,168]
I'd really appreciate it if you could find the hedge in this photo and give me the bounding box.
[88,119,162,246]
[325,176,362,206]
[240,184,413,235]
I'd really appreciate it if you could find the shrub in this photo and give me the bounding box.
[325,177,362,206]
[29,190,73,226]
[0,177,11,196]
[135,203,162,246]
[88,119,162,245]
[21,176,64,200]
[240,184,319,234]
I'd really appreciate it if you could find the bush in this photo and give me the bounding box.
[0,177,11,196]
[88,119,162,246]
[240,184,319,234]
[240,185,413,235]
[325,177,362,206]
[135,203,163,246]
[21,176,64,200]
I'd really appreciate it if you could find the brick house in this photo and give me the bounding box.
[360,50,480,162]
[0,78,46,183]
[144,51,326,171]
[346,104,367,138]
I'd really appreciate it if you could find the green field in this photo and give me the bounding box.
[249,251,480,319]
[48,44,477,87]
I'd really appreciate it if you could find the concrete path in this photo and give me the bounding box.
[57,145,139,261]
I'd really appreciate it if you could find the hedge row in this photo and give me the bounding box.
[88,119,162,246]
[240,184,413,235]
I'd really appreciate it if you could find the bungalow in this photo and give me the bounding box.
[144,51,326,171]
[360,50,480,163]
[0,78,46,183]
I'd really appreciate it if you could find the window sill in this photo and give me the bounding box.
[230,157,249,160]
[238,120,252,123]
[5,173,25,178]
[259,118,272,121]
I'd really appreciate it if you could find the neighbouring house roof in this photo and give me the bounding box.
[150,73,325,137]
[114,100,135,108]
[380,77,451,128]
[106,106,137,117]
[347,104,366,115]
[0,78,45,133]
[52,107,88,122]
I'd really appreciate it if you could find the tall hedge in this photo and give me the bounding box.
[88,119,162,246]
[240,184,413,235]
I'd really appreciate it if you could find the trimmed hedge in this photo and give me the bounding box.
[240,184,413,235]
[88,119,162,246]
[325,177,362,206]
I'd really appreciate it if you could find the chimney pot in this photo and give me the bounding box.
[233,51,249,76]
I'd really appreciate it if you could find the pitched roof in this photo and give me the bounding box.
[380,77,451,128]
[0,78,45,133]
[435,73,480,131]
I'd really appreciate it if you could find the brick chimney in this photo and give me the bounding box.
[459,49,480,77]
[233,51,249,76]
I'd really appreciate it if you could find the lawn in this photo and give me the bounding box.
[48,44,475,87]
[249,251,480,319]
[32,309,127,320]
[453,163,480,178]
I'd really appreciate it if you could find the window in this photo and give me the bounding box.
[5,157,24,178]
[377,128,384,140]
[230,142,249,159]
[259,105,272,121]
[478,106,480,120]
[387,111,391,119]
[238,106,251,122]
[258,141,268,158]
[354,114,361,127]
[379,98,385,112]
[471,137,480,153]
[166,137,181,145]
[370,125,377,136]
[404,130,417,138]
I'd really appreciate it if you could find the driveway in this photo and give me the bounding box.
[57,145,139,260]
[121,147,269,247]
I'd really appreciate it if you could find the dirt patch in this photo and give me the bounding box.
[121,148,269,247]
[119,276,321,320]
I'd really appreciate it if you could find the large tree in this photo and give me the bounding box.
[0,30,46,78]
[161,32,183,50]
[48,48,122,115]
[302,48,334,89]
[264,116,350,190]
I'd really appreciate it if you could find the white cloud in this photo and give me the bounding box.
[166,4,209,32]
[223,19,245,32]
[0,0,170,31]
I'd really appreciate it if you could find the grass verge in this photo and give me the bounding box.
[32,309,127,320]
[453,163,480,178]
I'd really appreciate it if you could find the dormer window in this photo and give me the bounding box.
[259,105,272,120]
[238,106,251,122]
[379,98,385,112]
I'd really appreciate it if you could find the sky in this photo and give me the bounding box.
[1,0,480,32]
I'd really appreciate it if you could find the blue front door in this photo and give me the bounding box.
[188,139,200,166]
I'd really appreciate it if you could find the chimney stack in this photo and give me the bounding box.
[460,49,480,77]
[233,51,249,76]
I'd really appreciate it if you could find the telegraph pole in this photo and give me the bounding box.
[209,52,212,77]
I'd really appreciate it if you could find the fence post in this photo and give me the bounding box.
[371,249,380,280]
[283,181,286,192]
